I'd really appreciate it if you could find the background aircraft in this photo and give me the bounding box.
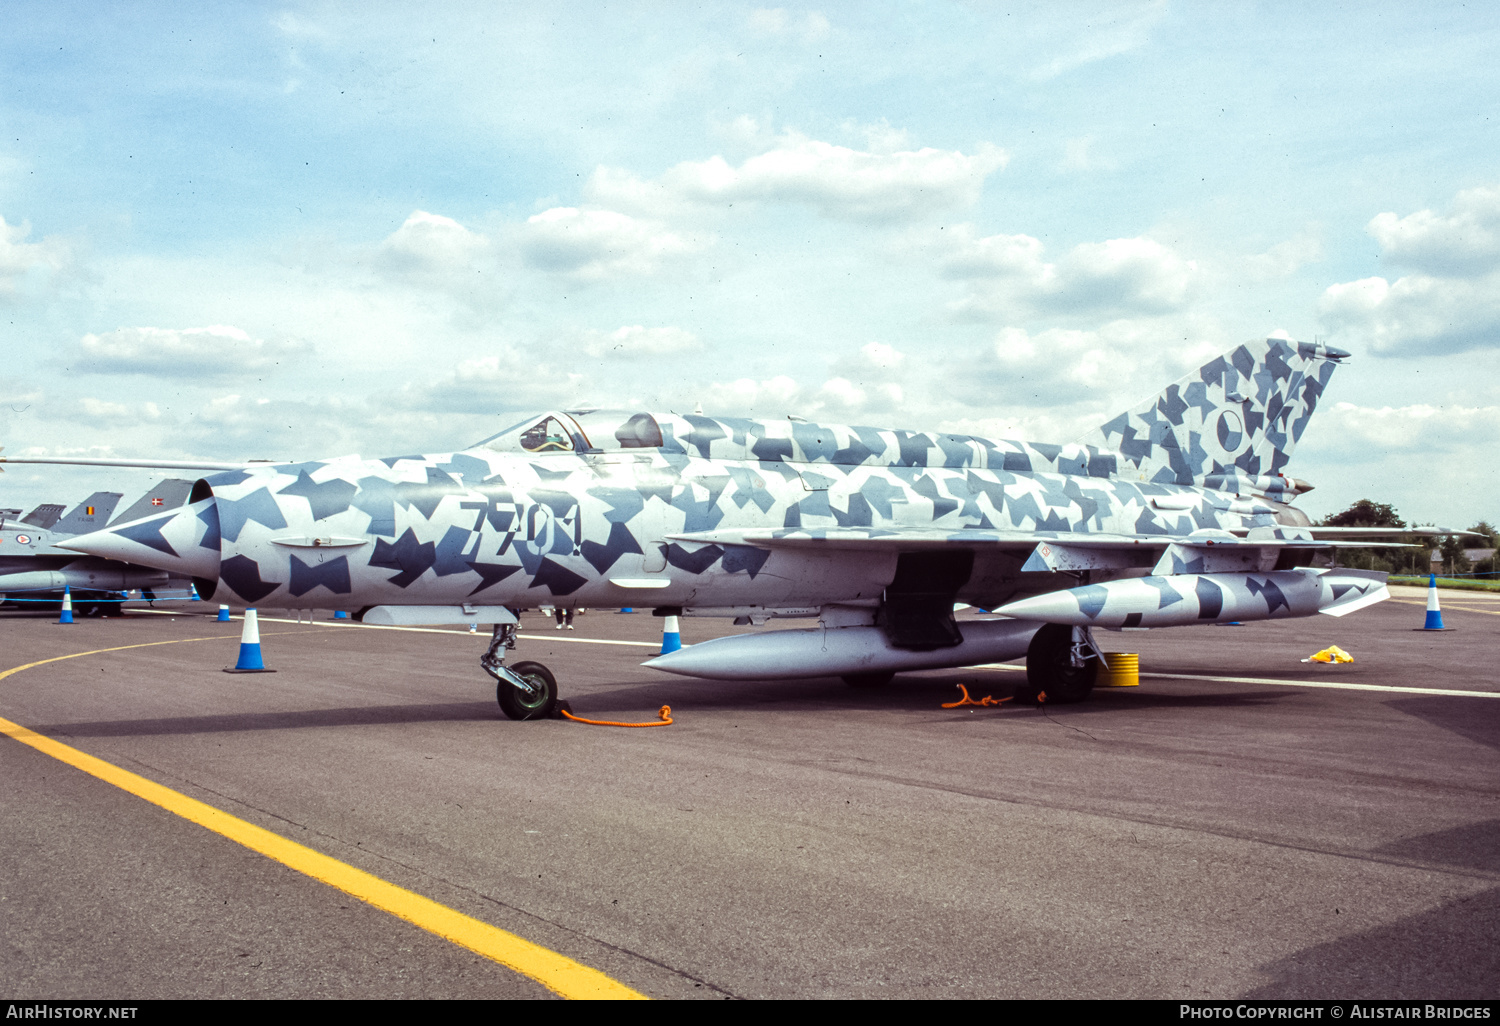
[14,338,1448,718]
[0,481,195,615]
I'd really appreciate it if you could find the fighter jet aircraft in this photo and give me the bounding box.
[12,338,1443,718]
[0,482,196,614]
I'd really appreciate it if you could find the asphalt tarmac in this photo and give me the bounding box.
[1,586,1497,999]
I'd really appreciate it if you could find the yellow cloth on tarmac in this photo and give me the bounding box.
[1304,645,1353,664]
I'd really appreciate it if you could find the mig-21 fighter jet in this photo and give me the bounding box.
[8,338,1446,718]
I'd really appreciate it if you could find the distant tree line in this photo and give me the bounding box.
[1319,499,1498,577]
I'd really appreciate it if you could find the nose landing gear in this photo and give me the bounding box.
[480,620,559,721]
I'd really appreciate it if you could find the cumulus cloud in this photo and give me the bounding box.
[695,371,903,424]
[1321,274,1500,356]
[1318,400,1500,456]
[987,323,1164,402]
[939,226,1198,319]
[589,132,1008,223]
[0,216,69,299]
[1367,185,1500,276]
[176,393,365,461]
[1320,184,1500,356]
[520,206,700,280]
[379,210,490,276]
[371,211,507,316]
[1245,231,1323,280]
[68,397,168,428]
[74,326,303,378]
[391,350,585,416]
[581,325,701,358]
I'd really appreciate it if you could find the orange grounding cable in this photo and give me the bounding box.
[941,683,1013,709]
[559,704,674,727]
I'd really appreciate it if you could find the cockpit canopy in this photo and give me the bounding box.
[475,410,664,455]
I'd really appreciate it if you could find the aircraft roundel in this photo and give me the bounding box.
[1215,410,1244,452]
[15,534,30,544]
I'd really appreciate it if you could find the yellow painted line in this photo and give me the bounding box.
[0,642,646,1000]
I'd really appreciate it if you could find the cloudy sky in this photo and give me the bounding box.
[3,2,1498,529]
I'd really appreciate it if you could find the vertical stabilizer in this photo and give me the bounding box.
[108,479,194,526]
[1079,338,1347,492]
[19,504,66,529]
[52,492,124,535]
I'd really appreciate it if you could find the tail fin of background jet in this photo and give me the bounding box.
[107,478,194,527]
[52,491,124,536]
[1079,337,1348,494]
[19,503,66,529]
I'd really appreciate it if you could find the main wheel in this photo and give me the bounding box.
[496,660,559,721]
[842,672,895,689]
[1024,623,1097,704]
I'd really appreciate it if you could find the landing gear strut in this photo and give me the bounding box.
[480,620,559,721]
[1021,623,1101,704]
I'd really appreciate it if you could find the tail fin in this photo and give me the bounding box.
[108,478,194,527]
[1080,337,1348,493]
[19,503,66,529]
[52,491,124,535]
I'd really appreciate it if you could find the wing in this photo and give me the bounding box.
[670,524,1419,577]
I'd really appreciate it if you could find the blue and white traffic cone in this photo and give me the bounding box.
[58,587,75,625]
[224,608,275,673]
[334,610,349,619]
[658,614,682,655]
[216,604,231,622]
[190,582,202,602]
[1420,574,1449,630]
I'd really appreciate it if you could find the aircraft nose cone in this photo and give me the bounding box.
[54,497,220,580]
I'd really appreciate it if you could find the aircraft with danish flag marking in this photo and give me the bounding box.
[0,481,195,614]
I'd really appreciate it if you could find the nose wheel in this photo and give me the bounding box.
[496,660,559,721]
[479,620,560,721]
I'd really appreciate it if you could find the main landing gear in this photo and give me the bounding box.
[1021,623,1102,704]
[480,620,559,721]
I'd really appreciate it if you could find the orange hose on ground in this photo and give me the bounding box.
[559,704,674,727]
[941,684,1012,709]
